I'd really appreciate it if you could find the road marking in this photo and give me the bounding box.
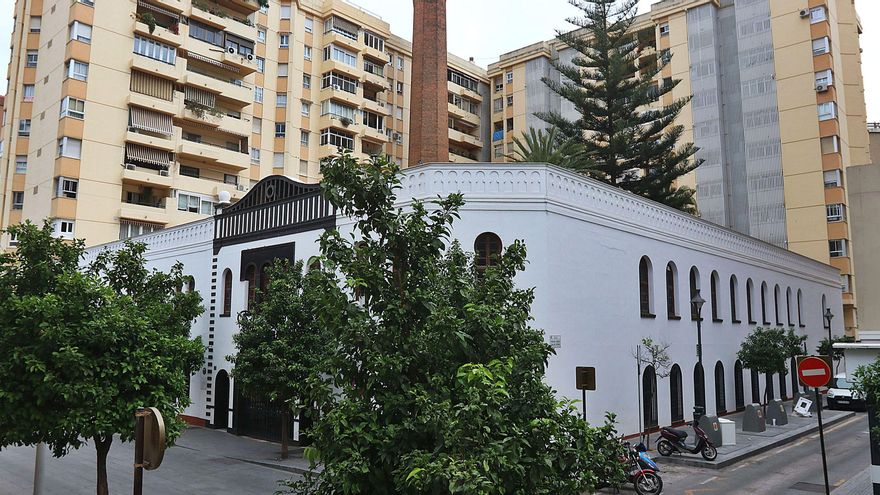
[700,476,719,485]
[834,478,848,487]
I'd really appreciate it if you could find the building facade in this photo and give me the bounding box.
[0,0,490,250]
[487,0,868,335]
[84,162,844,438]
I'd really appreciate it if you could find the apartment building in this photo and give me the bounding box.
[487,0,868,335]
[0,0,489,249]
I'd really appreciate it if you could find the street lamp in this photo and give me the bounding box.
[691,291,706,422]
[824,308,834,348]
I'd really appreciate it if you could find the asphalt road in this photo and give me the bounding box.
[650,411,871,494]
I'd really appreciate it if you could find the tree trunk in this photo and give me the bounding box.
[763,387,768,416]
[280,409,289,460]
[95,435,112,495]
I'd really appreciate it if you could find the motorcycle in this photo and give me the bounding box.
[623,441,664,495]
[656,421,718,461]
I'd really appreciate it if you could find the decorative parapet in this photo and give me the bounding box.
[82,219,214,264]
[400,163,841,286]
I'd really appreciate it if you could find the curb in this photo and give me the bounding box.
[656,411,856,470]
[231,456,315,476]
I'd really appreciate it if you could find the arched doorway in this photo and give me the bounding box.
[670,364,683,424]
[694,363,706,416]
[643,366,658,430]
[751,369,760,404]
[714,361,726,414]
[213,370,230,430]
[790,357,800,395]
[734,360,745,410]
[765,372,775,401]
[779,370,788,400]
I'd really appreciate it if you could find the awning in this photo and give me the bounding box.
[187,52,240,74]
[181,120,251,140]
[137,0,181,19]
[129,107,174,136]
[126,143,171,168]
[184,86,216,107]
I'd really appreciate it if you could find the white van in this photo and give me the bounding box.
[826,373,866,411]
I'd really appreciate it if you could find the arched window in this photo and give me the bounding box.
[670,364,683,424]
[734,360,745,410]
[746,278,755,324]
[797,289,804,327]
[666,262,678,319]
[689,267,701,320]
[779,369,788,400]
[639,256,654,317]
[774,284,782,325]
[245,264,256,310]
[761,282,769,324]
[822,294,828,323]
[714,361,726,414]
[187,276,196,293]
[790,357,799,394]
[221,269,232,317]
[694,363,706,414]
[643,365,658,429]
[730,275,739,323]
[751,368,760,404]
[786,287,793,326]
[710,271,721,321]
[474,232,502,269]
[259,263,271,296]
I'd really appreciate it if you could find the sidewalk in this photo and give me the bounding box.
[651,405,855,469]
[834,467,872,495]
[179,426,315,475]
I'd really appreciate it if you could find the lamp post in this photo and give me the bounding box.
[824,308,834,349]
[691,291,706,422]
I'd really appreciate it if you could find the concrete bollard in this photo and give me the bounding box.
[698,414,722,446]
[742,403,766,432]
[765,399,788,426]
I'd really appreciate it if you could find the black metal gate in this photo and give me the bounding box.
[233,390,294,442]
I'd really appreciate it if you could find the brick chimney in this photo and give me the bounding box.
[408,0,448,164]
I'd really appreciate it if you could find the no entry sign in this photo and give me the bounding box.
[797,355,833,388]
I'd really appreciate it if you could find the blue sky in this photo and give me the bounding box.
[1,0,878,120]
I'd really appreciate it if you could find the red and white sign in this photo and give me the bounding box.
[797,356,833,388]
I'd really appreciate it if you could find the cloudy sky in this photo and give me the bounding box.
[0,0,878,119]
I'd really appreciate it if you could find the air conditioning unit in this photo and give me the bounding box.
[125,163,136,170]
[246,53,255,61]
[159,169,170,176]
[236,184,247,191]
[799,9,810,18]
[816,84,828,92]
[332,84,341,90]
[227,46,236,54]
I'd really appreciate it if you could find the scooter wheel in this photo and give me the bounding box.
[701,444,718,461]
[634,471,663,495]
[657,439,674,456]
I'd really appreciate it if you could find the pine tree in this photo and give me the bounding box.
[538,0,701,212]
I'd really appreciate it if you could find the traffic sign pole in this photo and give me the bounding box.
[815,387,830,495]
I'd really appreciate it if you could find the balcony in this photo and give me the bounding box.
[189,4,229,30]
[319,85,362,108]
[449,152,478,163]
[213,183,247,201]
[225,0,261,13]
[220,50,257,74]
[318,114,359,133]
[127,92,179,116]
[448,128,483,149]
[131,55,185,82]
[321,59,362,80]
[180,103,251,136]
[150,0,185,13]
[362,98,391,116]
[134,20,183,47]
[324,31,363,53]
[126,130,176,151]
[362,61,387,89]
[119,201,171,224]
[361,125,389,143]
[447,81,482,102]
[183,71,251,105]
[122,164,173,188]
[178,140,249,170]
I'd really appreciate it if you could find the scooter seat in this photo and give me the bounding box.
[663,427,688,439]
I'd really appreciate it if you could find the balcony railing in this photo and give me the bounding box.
[182,135,247,154]
[364,61,384,77]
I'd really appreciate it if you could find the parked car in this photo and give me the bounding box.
[826,373,866,411]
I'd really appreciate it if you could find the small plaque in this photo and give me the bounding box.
[549,335,562,349]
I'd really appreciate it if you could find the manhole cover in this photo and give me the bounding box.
[790,482,826,493]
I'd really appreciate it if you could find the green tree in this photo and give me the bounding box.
[538,0,700,212]
[0,222,204,495]
[229,259,331,459]
[508,126,593,173]
[817,335,854,373]
[285,152,627,494]
[852,357,880,438]
[737,327,805,412]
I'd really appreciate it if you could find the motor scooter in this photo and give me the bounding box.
[656,421,718,461]
[633,442,660,472]
[622,442,663,495]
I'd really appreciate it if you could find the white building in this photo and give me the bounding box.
[84,163,844,438]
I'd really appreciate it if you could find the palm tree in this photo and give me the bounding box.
[507,127,595,174]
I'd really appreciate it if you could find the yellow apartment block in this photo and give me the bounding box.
[0,0,489,250]
[0,0,869,334]
[487,0,868,335]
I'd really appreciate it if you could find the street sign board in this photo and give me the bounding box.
[576,366,596,391]
[797,355,833,389]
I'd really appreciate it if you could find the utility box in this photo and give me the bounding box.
[718,417,736,446]
[766,399,788,426]
[698,414,722,446]
[742,403,766,433]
